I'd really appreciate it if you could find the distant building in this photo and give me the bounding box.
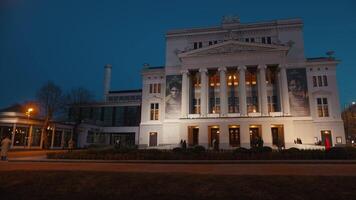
[139,17,345,149]
[70,64,142,148]
[0,104,73,149]
[342,103,356,144]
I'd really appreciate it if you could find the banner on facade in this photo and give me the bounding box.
[165,75,182,119]
[286,68,310,116]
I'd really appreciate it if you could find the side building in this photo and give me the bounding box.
[139,17,345,149]
[71,65,142,148]
[0,104,73,149]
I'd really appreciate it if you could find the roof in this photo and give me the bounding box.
[108,89,142,94]
[0,104,25,113]
[306,57,336,62]
[166,18,303,36]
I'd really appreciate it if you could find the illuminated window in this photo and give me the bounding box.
[317,98,329,117]
[227,69,239,113]
[246,67,258,113]
[209,70,220,114]
[150,103,159,120]
[190,71,201,114]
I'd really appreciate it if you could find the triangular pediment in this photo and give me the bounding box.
[178,40,289,58]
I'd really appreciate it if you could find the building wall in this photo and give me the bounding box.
[139,17,345,149]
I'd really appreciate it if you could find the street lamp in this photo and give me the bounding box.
[26,108,34,119]
[25,107,34,148]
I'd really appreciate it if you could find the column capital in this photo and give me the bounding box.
[237,66,246,71]
[199,68,208,73]
[181,69,190,75]
[278,64,287,69]
[218,67,227,72]
[258,64,267,70]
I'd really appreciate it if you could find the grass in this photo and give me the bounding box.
[0,171,355,200]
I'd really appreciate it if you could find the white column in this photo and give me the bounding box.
[219,67,228,116]
[279,65,290,115]
[11,123,16,148]
[181,70,190,118]
[199,68,208,117]
[28,125,33,148]
[238,66,247,116]
[258,64,268,116]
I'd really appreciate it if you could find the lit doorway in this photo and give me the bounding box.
[249,125,262,148]
[271,125,284,148]
[149,132,158,147]
[321,130,332,147]
[229,125,240,147]
[188,126,199,146]
[208,126,220,149]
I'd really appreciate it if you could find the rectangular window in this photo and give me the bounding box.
[198,42,202,48]
[267,37,271,44]
[214,40,218,44]
[149,84,153,93]
[317,98,329,117]
[261,37,266,44]
[149,84,160,94]
[208,41,212,45]
[250,38,255,43]
[313,76,317,87]
[336,136,342,144]
[194,42,198,49]
[318,76,323,87]
[150,103,159,120]
[323,75,328,86]
[245,38,249,42]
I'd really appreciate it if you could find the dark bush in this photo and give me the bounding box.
[284,147,300,153]
[191,145,206,153]
[234,147,250,154]
[172,147,184,153]
[261,146,273,152]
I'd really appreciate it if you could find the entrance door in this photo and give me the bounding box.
[188,126,199,146]
[271,126,285,147]
[249,127,261,148]
[209,127,219,148]
[149,132,158,147]
[321,130,332,147]
[229,127,240,147]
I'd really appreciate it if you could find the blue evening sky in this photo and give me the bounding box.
[0,0,355,108]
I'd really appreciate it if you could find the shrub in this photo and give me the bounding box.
[191,145,206,153]
[234,147,250,154]
[284,147,300,153]
[172,147,184,153]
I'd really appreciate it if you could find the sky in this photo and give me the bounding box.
[0,0,356,109]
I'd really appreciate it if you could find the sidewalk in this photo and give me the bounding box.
[7,156,356,164]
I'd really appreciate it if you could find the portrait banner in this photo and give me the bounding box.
[165,75,182,119]
[286,68,310,116]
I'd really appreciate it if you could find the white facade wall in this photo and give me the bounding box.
[139,17,345,149]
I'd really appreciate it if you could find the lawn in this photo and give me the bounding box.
[0,171,355,200]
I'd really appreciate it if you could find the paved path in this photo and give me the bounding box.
[1,161,356,176]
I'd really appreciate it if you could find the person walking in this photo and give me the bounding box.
[1,136,12,161]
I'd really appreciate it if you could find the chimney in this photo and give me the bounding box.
[103,64,112,99]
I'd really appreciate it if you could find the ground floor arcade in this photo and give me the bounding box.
[139,117,345,149]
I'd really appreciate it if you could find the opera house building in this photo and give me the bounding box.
[139,17,345,149]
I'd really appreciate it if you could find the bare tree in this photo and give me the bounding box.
[64,87,95,146]
[36,81,64,149]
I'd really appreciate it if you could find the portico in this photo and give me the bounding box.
[179,40,290,118]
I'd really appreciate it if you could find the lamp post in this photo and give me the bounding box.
[25,108,34,148]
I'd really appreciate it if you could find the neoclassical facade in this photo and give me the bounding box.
[139,17,345,149]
